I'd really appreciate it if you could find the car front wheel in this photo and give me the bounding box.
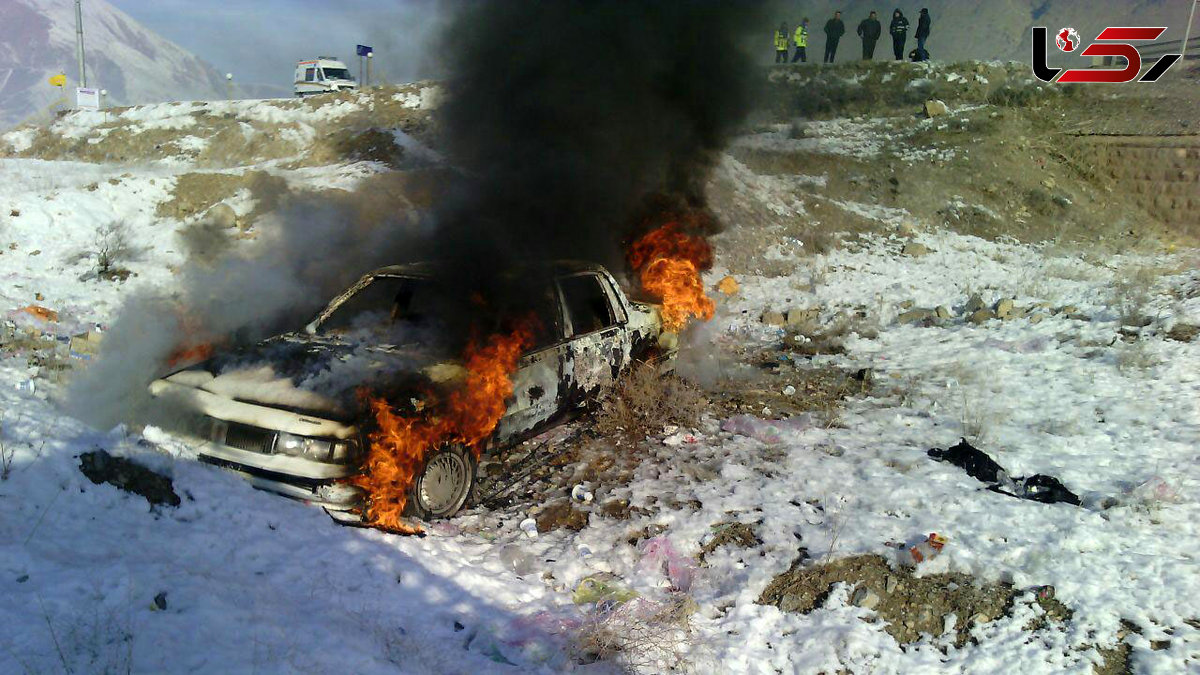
[405,445,476,520]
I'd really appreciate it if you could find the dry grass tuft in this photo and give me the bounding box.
[570,596,698,673]
[594,362,709,442]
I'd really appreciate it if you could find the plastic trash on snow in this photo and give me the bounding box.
[638,536,696,592]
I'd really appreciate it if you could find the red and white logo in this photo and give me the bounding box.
[1032,26,1182,84]
[1055,27,1080,52]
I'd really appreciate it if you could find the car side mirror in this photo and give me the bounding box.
[304,321,317,335]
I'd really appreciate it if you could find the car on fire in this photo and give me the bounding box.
[149,261,675,523]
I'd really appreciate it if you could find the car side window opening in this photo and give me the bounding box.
[304,68,316,82]
[559,274,616,337]
[526,284,564,351]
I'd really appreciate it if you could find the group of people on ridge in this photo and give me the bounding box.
[774,8,931,64]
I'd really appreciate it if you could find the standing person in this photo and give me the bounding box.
[791,18,810,63]
[916,8,931,60]
[823,11,845,63]
[775,22,790,63]
[857,11,882,60]
[890,8,909,60]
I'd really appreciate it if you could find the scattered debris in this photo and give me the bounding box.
[519,517,540,539]
[573,576,639,606]
[716,275,739,295]
[722,414,814,445]
[638,537,695,592]
[923,99,949,118]
[18,305,58,323]
[887,532,947,566]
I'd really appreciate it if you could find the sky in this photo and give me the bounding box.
[107,0,454,93]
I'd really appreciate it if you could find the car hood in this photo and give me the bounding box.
[159,332,464,421]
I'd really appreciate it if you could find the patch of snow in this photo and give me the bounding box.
[2,127,37,152]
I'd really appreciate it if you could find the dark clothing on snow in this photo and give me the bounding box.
[928,438,1082,506]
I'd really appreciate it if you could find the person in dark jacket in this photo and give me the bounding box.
[915,8,931,59]
[856,11,882,60]
[775,22,790,63]
[823,11,845,63]
[889,8,909,60]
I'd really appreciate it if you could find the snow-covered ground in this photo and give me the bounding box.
[1,101,1198,674]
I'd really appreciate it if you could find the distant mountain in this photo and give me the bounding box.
[0,0,226,129]
[771,0,1193,64]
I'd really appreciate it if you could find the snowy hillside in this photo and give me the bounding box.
[0,66,1198,673]
[0,0,226,129]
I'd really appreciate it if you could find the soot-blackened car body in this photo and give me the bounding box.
[149,261,674,522]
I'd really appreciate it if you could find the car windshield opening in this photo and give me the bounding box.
[321,68,353,81]
[318,277,447,344]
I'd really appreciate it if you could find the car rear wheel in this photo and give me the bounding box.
[406,445,476,520]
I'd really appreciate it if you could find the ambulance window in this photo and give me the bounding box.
[305,68,316,82]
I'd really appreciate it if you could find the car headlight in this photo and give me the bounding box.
[330,440,358,464]
[277,433,333,461]
[277,433,358,464]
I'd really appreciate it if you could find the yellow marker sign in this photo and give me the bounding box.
[49,74,66,87]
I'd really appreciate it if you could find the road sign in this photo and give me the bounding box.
[49,73,67,87]
[76,87,100,110]
[356,44,373,57]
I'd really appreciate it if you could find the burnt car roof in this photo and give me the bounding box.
[369,260,609,279]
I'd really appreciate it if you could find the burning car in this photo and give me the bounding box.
[149,261,678,527]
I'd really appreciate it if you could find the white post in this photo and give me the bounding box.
[225,73,233,100]
[100,89,107,122]
[1182,0,1198,63]
[366,52,373,87]
[75,0,87,87]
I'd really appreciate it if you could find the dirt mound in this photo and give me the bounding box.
[0,83,439,169]
[758,553,1055,646]
[760,60,1041,120]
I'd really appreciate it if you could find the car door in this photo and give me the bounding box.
[495,281,569,442]
[557,272,631,406]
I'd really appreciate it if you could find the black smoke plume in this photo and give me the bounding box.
[430,0,765,289]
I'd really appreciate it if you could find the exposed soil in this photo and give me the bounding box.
[758,553,1028,646]
[698,522,762,563]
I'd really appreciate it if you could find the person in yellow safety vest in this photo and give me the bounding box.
[775,22,790,63]
[791,18,810,63]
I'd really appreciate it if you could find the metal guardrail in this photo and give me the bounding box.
[1086,35,1200,67]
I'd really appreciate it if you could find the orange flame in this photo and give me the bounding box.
[166,342,215,367]
[627,222,715,332]
[165,313,219,367]
[352,321,535,533]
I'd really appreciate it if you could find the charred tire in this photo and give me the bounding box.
[405,445,476,520]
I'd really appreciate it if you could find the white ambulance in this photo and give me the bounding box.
[294,57,358,97]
